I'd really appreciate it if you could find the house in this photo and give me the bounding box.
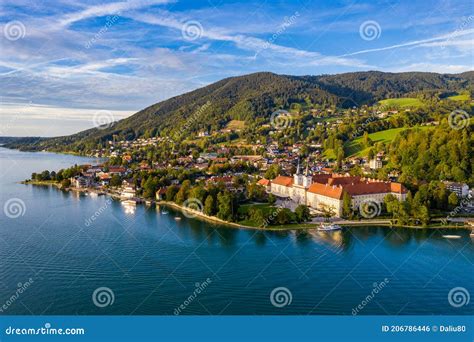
[71,176,91,188]
[121,180,136,199]
[443,181,470,198]
[108,166,126,175]
[85,165,103,175]
[98,173,111,186]
[369,158,383,170]
[200,153,218,160]
[270,175,293,198]
[155,187,167,200]
[257,178,271,193]
[206,176,234,187]
[307,183,344,216]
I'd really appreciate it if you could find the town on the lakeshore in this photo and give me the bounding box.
[27,103,473,228]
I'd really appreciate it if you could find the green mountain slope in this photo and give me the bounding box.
[5,71,473,152]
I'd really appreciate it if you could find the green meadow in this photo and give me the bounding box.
[378,97,424,108]
[344,126,433,157]
[447,94,470,101]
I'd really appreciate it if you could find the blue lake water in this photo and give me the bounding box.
[0,147,473,315]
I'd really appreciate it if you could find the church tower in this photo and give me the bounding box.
[303,163,312,188]
[294,159,303,186]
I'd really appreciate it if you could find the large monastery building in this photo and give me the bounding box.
[265,165,407,217]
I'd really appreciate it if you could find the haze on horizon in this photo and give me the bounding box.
[1,0,473,137]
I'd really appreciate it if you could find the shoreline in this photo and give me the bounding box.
[158,201,470,231]
[22,181,472,231]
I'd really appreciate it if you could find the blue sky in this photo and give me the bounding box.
[0,0,473,136]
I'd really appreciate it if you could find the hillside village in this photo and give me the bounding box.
[26,95,473,228]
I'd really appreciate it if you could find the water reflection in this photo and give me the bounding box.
[121,201,136,215]
[79,190,473,253]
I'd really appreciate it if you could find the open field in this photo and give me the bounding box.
[378,97,424,108]
[344,126,433,157]
[447,94,470,101]
[226,120,246,130]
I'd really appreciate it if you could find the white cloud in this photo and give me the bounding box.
[390,63,473,74]
[340,28,474,57]
[126,11,368,68]
[0,103,135,137]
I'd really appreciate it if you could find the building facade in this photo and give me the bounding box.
[265,170,408,217]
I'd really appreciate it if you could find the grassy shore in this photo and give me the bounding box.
[21,179,62,188]
[160,201,470,231]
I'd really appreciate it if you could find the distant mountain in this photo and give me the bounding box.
[6,71,473,152]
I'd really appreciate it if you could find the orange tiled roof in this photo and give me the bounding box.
[307,183,344,199]
[272,176,293,187]
[327,176,361,186]
[343,181,407,196]
[312,173,332,184]
[257,178,271,186]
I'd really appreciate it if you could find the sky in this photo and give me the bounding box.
[0,0,473,137]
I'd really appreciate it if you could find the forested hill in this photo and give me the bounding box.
[5,70,473,152]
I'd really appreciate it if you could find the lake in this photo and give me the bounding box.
[0,147,472,315]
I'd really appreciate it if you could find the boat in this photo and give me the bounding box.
[174,216,182,221]
[318,223,342,231]
[162,210,169,215]
[442,235,462,239]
